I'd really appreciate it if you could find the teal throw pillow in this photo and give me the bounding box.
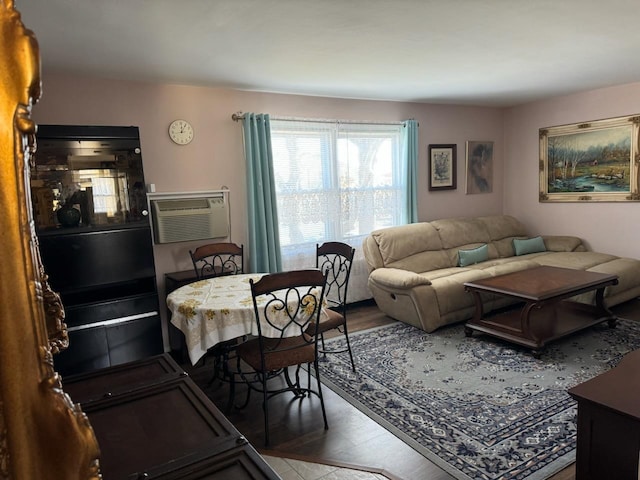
[458,244,489,267]
[513,236,546,256]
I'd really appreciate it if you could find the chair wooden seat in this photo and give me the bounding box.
[234,269,329,446]
[237,337,315,372]
[306,308,344,335]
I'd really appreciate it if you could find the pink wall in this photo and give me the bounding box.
[32,71,504,347]
[33,72,505,276]
[34,71,640,349]
[504,82,640,258]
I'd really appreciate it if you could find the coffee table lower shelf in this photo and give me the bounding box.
[464,300,617,357]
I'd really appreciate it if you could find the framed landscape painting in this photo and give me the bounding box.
[539,114,640,202]
[465,141,493,194]
[428,144,457,190]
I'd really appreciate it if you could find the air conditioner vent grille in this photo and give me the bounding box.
[156,199,209,211]
[150,195,229,244]
[157,214,212,243]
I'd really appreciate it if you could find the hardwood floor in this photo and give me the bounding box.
[183,298,640,480]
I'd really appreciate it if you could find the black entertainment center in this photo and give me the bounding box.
[32,125,163,376]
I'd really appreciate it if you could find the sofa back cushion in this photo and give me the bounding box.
[478,215,529,257]
[363,215,538,274]
[431,217,492,248]
[431,217,496,265]
[368,222,450,273]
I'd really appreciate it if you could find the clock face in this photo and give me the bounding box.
[169,119,194,145]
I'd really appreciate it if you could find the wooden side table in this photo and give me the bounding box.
[568,349,640,480]
[165,269,201,294]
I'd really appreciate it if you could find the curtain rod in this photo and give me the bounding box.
[231,111,404,126]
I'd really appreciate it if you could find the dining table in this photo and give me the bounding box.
[166,273,326,365]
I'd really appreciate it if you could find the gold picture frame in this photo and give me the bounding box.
[539,115,640,202]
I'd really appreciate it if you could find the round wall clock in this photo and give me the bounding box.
[168,119,194,145]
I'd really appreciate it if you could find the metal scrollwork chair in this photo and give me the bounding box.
[236,269,329,446]
[189,242,244,279]
[189,242,245,411]
[307,241,356,371]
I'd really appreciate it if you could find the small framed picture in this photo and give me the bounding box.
[428,144,457,190]
[465,141,494,194]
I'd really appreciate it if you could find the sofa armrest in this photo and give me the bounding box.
[369,268,432,289]
[542,235,585,252]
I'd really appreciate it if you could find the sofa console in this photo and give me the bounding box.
[363,215,640,333]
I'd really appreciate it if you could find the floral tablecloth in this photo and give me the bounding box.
[167,273,325,365]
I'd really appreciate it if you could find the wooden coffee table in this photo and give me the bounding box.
[463,266,618,357]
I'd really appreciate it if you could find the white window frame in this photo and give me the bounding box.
[270,119,408,302]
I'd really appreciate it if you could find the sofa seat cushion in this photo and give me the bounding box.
[422,266,470,280]
[429,269,492,313]
[392,250,451,273]
[472,259,541,276]
[534,251,617,270]
[586,257,640,299]
[505,251,553,262]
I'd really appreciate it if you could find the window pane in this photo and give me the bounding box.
[271,120,406,247]
[270,119,407,303]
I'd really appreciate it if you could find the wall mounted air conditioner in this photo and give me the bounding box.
[150,194,229,244]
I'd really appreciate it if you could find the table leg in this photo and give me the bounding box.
[516,300,548,357]
[594,286,618,328]
[465,290,548,356]
[465,288,484,337]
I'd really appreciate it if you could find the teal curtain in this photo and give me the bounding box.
[403,119,419,223]
[243,113,282,273]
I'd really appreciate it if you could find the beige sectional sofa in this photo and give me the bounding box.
[362,215,640,333]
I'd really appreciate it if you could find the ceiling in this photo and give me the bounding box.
[16,0,640,107]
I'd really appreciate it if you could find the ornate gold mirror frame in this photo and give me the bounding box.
[0,1,100,478]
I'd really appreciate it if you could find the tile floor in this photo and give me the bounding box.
[263,455,390,480]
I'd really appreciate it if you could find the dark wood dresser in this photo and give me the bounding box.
[568,349,640,480]
[63,354,281,479]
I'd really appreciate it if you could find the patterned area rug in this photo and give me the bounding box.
[317,318,640,480]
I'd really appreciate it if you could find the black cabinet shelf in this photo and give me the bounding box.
[38,226,163,376]
[34,125,163,376]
